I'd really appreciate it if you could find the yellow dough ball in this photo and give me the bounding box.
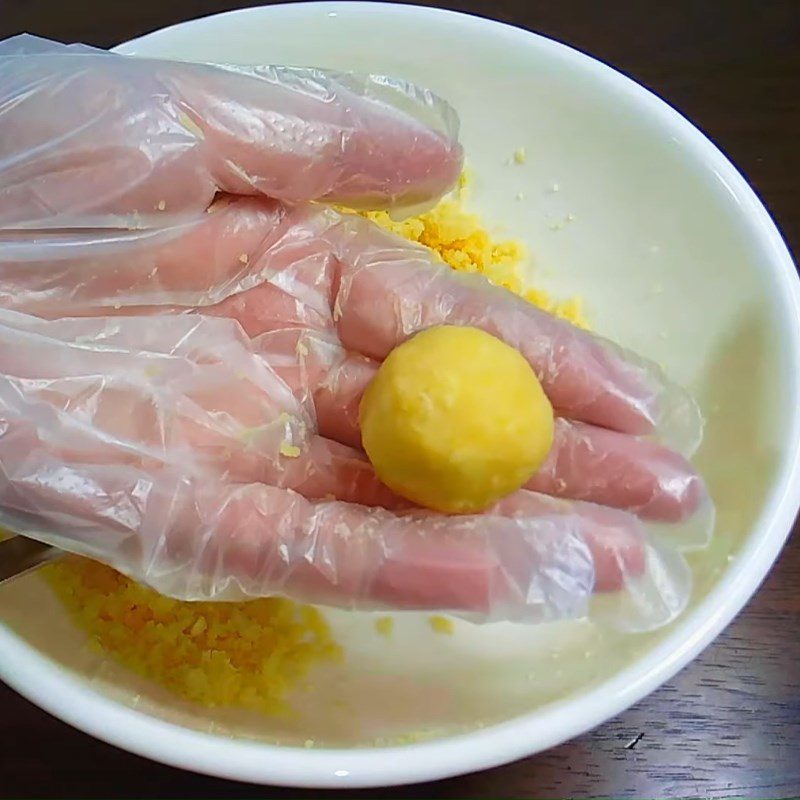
[359,325,554,513]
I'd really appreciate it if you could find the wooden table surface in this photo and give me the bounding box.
[1,1,798,797]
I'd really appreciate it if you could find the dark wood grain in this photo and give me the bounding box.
[1,1,798,798]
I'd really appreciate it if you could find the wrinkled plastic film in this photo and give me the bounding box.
[491,490,693,629]
[0,385,594,621]
[225,64,461,144]
[334,71,458,139]
[135,485,600,622]
[0,202,343,317]
[589,536,693,632]
[0,35,462,230]
[528,419,713,530]
[586,332,705,458]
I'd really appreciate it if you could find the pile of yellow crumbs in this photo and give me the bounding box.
[361,174,587,328]
[46,180,586,715]
[46,557,340,714]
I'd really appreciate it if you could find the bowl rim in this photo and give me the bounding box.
[2,1,799,788]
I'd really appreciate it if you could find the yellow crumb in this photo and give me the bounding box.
[513,147,527,164]
[279,442,301,458]
[428,615,455,635]
[374,616,395,638]
[44,557,341,715]
[376,729,433,746]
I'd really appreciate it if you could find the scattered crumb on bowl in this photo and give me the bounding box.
[45,557,341,715]
[374,616,395,638]
[428,615,456,635]
[362,173,587,329]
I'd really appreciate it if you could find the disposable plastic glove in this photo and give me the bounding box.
[0,35,712,628]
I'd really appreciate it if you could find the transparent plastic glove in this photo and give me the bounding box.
[0,35,712,628]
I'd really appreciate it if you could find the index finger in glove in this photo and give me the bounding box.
[0,35,462,229]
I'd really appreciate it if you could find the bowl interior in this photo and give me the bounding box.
[1,2,797,755]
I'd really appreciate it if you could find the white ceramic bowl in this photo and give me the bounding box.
[1,2,799,788]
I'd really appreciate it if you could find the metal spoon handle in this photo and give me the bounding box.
[0,536,61,585]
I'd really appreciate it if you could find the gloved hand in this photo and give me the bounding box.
[0,35,712,628]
